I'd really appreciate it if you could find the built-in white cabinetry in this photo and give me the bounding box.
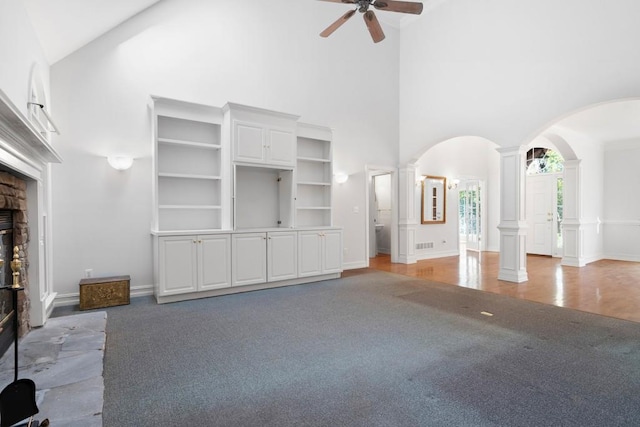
[152,97,341,304]
[157,234,231,299]
[232,231,298,286]
[267,231,298,281]
[224,103,298,167]
[298,229,343,277]
[231,233,267,286]
[151,97,229,232]
[296,124,333,227]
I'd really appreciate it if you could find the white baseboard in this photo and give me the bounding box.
[417,250,459,260]
[343,260,368,270]
[602,253,640,263]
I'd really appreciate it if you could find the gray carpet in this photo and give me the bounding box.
[100,270,640,426]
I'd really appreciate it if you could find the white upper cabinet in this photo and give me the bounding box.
[224,102,298,167]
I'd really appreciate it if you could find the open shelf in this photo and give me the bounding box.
[158,173,221,180]
[297,137,330,161]
[158,137,221,150]
[153,99,225,232]
[158,207,222,231]
[297,181,331,186]
[297,156,331,163]
[295,129,332,228]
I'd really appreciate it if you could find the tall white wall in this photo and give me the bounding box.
[400,0,640,160]
[49,0,400,297]
[0,0,50,114]
[603,141,640,261]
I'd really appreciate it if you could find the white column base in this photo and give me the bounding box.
[497,222,528,283]
[398,223,417,264]
[561,220,586,267]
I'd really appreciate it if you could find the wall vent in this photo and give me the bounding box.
[416,242,434,250]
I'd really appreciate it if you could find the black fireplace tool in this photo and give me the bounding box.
[0,286,46,427]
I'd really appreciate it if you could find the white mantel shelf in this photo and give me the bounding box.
[0,89,62,165]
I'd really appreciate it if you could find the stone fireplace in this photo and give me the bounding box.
[0,171,31,357]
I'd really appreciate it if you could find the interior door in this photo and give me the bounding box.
[465,181,482,252]
[526,174,554,255]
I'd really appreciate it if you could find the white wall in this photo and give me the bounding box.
[49,0,400,298]
[415,137,500,258]
[400,0,640,161]
[603,141,640,261]
[0,0,50,114]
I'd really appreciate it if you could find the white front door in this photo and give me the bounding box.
[526,174,555,255]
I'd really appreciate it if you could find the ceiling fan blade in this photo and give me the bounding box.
[317,0,356,3]
[320,9,357,38]
[373,0,423,15]
[363,10,385,43]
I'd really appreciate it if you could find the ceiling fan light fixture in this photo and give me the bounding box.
[318,0,423,43]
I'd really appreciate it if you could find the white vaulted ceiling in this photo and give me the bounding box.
[23,0,161,64]
[553,100,640,145]
[20,0,640,148]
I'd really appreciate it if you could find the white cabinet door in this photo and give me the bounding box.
[159,236,198,296]
[234,121,265,163]
[322,229,343,274]
[268,231,297,281]
[298,229,343,277]
[298,231,323,277]
[267,128,295,166]
[199,235,231,291]
[232,233,267,286]
[233,121,295,167]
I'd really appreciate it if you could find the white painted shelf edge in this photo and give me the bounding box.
[158,137,221,150]
[297,181,331,186]
[296,156,330,163]
[296,207,331,210]
[158,172,222,180]
[159,205,222,210]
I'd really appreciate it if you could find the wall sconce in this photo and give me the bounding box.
[107,156,134,171]
[334,172,349,184]
[448,179,460,190]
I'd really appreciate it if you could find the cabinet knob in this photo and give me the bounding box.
[193,240,197,244]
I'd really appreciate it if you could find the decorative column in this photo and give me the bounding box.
[497,146,528,282]
[561,160,585,266]
[397,164,418,264]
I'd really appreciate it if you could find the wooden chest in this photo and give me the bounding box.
[79,275,130,310]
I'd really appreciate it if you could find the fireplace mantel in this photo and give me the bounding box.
[0,89,61,165]
[0,88,61,327]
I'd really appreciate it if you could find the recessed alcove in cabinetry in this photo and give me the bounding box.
[234,165,293,229]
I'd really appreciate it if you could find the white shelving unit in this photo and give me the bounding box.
[151,99,341,304]
[296,123,333,227]
[151,97,228,232]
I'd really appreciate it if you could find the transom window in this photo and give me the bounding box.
[526,147,564,175]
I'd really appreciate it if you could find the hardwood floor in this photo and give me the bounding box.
[363,252,640,323]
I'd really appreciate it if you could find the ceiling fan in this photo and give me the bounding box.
[319,0,423,43]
